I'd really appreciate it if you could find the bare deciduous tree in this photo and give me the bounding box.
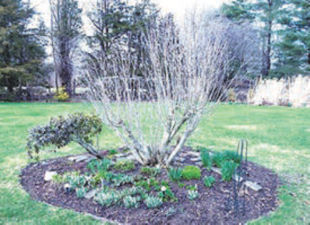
[85,13,254,167]
[49,0,82,96]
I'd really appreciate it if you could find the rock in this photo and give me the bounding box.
[191,157,201,162]
[244,181,262,192]
[85,189,98,199]
[211,167,262,191]
[187,151,200,157]
[44,171,57,181]
[68,155,94,162]
[194,161,203,167]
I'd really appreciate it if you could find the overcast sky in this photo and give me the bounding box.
[31,0,230,28]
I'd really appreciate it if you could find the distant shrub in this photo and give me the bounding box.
[227,88,236,102]
[182,166,201,180]
[168,167,183,182]
[26,113,102,160]
[203,176,216,188]
[53,87,69,102]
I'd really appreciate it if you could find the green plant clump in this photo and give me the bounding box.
[113,160,135,171]
[76,187,88,198]
[221,161,238,181]
[140,167,160,177]
[88,158,111,174]
[212,152,225,168]
[168,167,183,182]
[200,150,212,170]
[203,176,216,188]
[144,196,163,208]
[181,166,201,180]
[134,178,159,192]
[95,191,121,207]
[123,196,140,209]
[157,184,177,202]
[187,190,199,200]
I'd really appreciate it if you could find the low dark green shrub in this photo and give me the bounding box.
[181,166,201,180]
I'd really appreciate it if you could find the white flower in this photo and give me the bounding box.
[161,186,167,192]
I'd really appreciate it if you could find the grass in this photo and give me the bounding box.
[0,102,309,225]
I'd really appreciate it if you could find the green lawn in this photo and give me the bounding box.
[0,103,309,225]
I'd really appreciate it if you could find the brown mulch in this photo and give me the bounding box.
[20,149,279,225]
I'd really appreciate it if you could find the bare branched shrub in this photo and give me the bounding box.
[85,14,252,167]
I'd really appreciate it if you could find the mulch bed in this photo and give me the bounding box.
[20,148,279,225]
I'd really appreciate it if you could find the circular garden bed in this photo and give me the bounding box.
[20,147,279,225]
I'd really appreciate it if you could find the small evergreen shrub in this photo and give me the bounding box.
[168,167,183,182]
[144,196,163,208]
[203,176,216,188]
[113,160,135,171]
[221,161,238,181]
[181,166,201,180]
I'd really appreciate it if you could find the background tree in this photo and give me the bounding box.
[275,0,310,76]
[49,0,82,97]
[85,0,159,78]
[0,0,46,95]
[221,0,283,77]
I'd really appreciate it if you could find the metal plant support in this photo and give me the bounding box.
[225,139,248,219]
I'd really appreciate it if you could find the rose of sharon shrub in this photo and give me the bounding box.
[26,113,102,159]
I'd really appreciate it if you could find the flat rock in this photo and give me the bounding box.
[44,171,57,181]
[68,155,94,162]
[186,151,200,157]
[244,181,262,191]
[191,157,201,162]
